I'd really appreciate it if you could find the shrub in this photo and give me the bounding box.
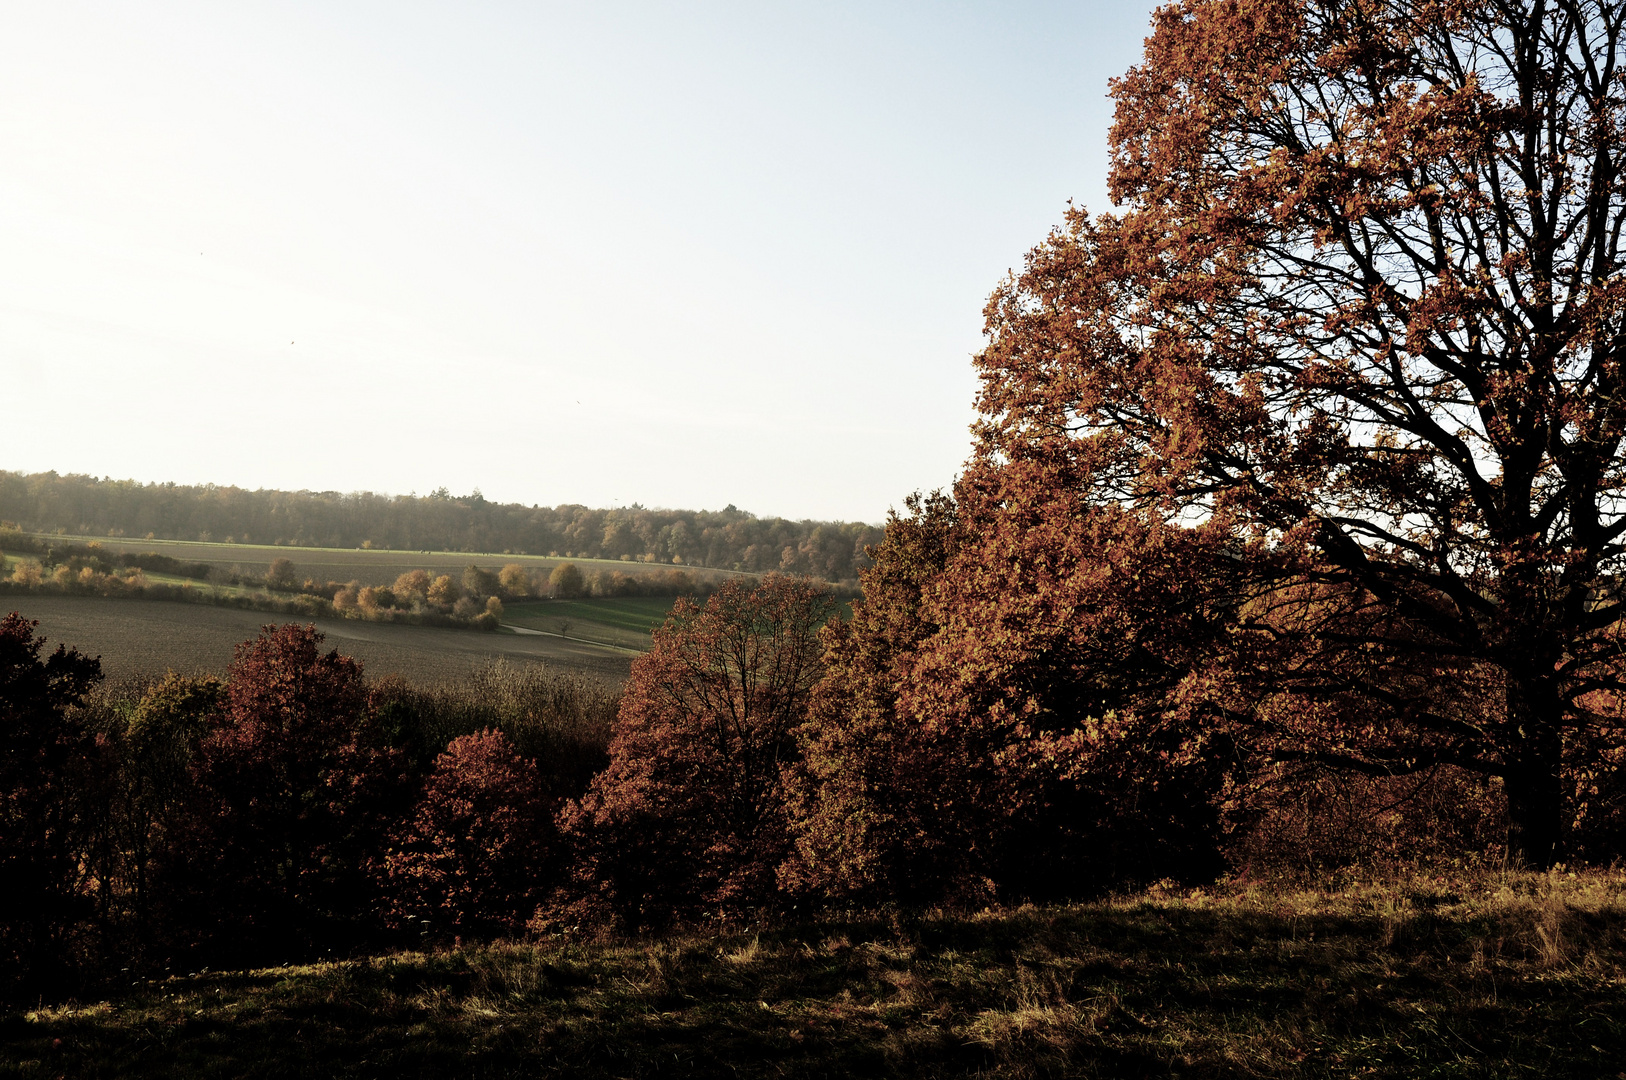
[1225,763,1506,878]
[427,574,461,607]
[498,564,531,598]
[463,565,501,599]
[394,569,431,606]
[332,582,361,613]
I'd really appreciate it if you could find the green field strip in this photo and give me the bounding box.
[505,597,674,634]
[17,531,759,578]
[501,624,648,656]
[500,598,673,653]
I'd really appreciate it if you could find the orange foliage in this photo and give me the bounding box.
[955,0,1626,866]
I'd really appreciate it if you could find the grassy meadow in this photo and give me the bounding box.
[503,597,676,652]
[12,532,748,589]
[5,870,1622,1079]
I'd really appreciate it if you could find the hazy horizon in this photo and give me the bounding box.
[2,2,1159,521]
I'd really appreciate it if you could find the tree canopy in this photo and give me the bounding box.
[967,0,1626,865]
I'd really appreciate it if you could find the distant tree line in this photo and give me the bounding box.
[0,472,882,584]
[0,617,621,999]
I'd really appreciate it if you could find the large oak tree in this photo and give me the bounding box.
[973,0,1626,865]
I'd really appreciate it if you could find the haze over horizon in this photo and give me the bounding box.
[2,2,1158,523]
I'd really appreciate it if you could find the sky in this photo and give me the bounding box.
[1,1,1159,523]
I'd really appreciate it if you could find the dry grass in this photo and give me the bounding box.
[4,869,1624,1078]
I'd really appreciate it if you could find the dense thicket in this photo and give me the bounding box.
[0,471,881,583]
[0,619,617,1001]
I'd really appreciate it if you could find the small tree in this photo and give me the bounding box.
[549,562,585,599]
[427,574,462,608]
[265,557,297,591]
[783,493,970,903]
[557,575,835,926]
[357,586,394,614]
[498,563,531,598]
[180,624,405,959]
[383,730,550,935]
[394,569,431,606]
[92,674,222,952]
[463,564,500,599]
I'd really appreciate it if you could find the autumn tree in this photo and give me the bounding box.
[557,575,835,926]
[265,557,297,591]
[788,488,1239,903]
[968,0,1626,866]
[549,562,585,599]
[426,573,461,607]
[383,730,550,935]
[0,613,101,996]
[394,569,431,606]
[498,563,532,598]
[178,624,406,958]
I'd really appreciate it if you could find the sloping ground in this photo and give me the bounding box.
[5,873,1623,1078]
[9,532,749,589]
[502,597,673,651]
[3,595,633,685]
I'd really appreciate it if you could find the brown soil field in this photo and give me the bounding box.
[4,595,633,685]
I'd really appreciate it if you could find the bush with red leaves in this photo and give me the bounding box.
[556,575,835,928]
[383,729,550,936]
[174,623,407,960]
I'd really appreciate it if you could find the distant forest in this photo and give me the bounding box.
[0,471,883,584]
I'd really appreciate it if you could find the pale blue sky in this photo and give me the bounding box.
[1,1,1158,522]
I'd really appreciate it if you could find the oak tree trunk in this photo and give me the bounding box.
[1503,679,1565,869]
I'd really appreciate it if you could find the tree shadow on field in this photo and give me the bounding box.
[5,894,1624,1078]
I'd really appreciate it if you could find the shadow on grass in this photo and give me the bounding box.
[5,877,1625,1078]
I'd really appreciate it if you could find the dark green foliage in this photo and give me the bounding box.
[461,564,500,598]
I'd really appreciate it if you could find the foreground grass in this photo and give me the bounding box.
[5,872,1624,1078]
